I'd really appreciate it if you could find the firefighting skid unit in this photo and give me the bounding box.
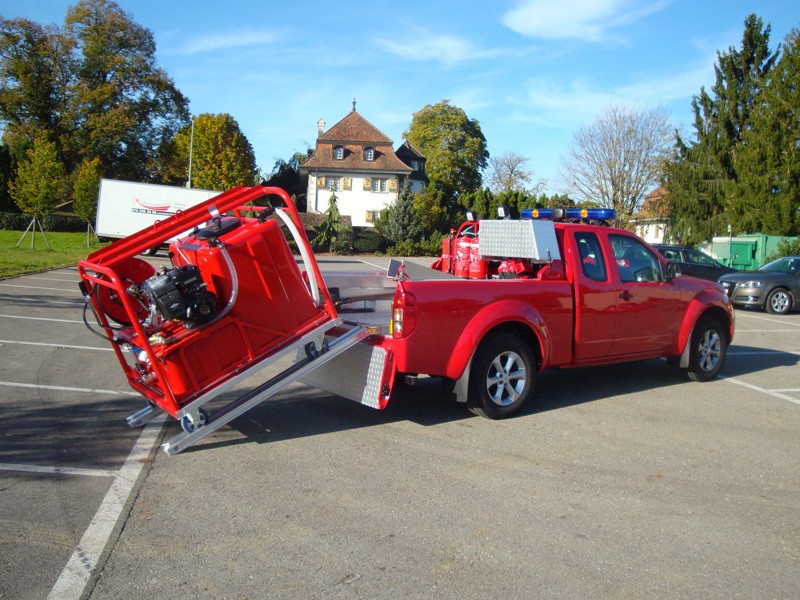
[77,186,563,454]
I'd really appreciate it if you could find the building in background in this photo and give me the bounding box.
[632,186,670,243]
[301,103,426,227]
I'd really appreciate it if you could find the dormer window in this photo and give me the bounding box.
[364,147,375,161]
[334,145,344,160]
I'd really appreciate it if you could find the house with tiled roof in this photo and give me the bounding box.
[632,186,671,243]
[300,104,426,227]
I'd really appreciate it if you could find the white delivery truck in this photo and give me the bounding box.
[96,179,221,254]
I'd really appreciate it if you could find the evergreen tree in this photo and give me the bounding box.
[379,179,421,243]
[665,14,777,243]
[312,193,349,253]
[731,29,800,235]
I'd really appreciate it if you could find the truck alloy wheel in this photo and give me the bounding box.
[468,332,536,419]
[686,316,727,382]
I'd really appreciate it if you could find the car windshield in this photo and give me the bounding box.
[758,257,800,274]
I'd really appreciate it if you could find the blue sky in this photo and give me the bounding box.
[1,0,798,195]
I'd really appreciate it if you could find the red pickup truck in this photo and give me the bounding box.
[77,188,734,453]
[377,207,735,418]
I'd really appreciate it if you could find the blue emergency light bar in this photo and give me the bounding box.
[521,207,617,221]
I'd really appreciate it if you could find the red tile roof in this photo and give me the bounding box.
[301,111,412,174]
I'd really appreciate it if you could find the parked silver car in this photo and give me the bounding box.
[718,255,800,314]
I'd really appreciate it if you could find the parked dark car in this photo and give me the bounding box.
[718,255,800,314]
[651,244,738,282]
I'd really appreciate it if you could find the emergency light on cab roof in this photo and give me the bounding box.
[521,207,617,223]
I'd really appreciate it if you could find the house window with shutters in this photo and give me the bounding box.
[364,147,375,161]
[326,177,341,191]
[371,178,387,192]
[365,210,381,223]
[333,145,344,160]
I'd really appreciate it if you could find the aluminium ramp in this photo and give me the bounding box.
[157,323,369,455]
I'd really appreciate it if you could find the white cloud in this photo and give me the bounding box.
[375,31,504,66]
[178,29,280,55]
[501,0,671,41]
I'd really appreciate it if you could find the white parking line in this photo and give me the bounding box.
[0,463,117,478]
[722,376,800,406]
[0,295,83,306]
[736,313,800,327]
[0,283,76,292]
[0,381,126,395]
[47,414,166,600]
[18,276,79,283]
[0,313,84,324]
[0,339,113,352]
[728,349,800,356]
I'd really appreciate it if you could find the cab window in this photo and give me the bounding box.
[575,232,607,281]
[610,235,663,283]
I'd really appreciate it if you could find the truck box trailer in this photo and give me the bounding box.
[95,179,220,252]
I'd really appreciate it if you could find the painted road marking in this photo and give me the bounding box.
[0,463,117,478]
[46,414,166,600]
[0,339,113,352]
[0,313,84,324]
[0,381,126,395]
[722,376,800,406]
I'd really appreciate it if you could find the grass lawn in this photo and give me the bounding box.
[0,230,108,279]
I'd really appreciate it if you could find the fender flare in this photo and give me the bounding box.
[676,292,734,368]
[447,300,550,402]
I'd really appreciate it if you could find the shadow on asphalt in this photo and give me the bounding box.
[179,344,798,453]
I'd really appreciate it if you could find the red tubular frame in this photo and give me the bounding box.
[77,185,339,415]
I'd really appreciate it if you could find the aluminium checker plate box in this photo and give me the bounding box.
[478,219,561,261]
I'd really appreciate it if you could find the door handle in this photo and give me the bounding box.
[619,291,633,301]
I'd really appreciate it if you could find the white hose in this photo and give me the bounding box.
[274,208,322,307]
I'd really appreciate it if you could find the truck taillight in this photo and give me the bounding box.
[391,288,416,338]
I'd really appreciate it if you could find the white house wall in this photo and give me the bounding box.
[308,174,399,227]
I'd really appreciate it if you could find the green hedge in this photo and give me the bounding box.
[352,227,388,254]
[0,211,88,232]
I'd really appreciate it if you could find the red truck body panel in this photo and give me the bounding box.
[391,220,734,383]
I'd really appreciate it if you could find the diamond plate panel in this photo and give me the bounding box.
[298,342,387,408]
[478,219,561,261]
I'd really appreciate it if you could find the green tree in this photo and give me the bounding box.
[9,133,65,220]
[160,113,256,190]
[0,1,189,181]
[665,14,777,243]
[64,0,189,179]
[264,152,308,210]
[411,184,448,237]
[730,29,800,236]
[0,17,74,156]
[378,179,421,243]
[312,193,350,253]
[0,143,14,211]
[72,156,102,222]
[403,100,489,203]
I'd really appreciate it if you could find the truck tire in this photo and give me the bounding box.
[686,316,727,382]
[765,288,792,315]
[468,332,536,419]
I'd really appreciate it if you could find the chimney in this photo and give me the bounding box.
[317,118,326,137]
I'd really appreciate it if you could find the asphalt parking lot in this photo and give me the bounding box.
[1,258,799,599]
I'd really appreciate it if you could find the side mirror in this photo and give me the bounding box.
[665,262,680,280]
